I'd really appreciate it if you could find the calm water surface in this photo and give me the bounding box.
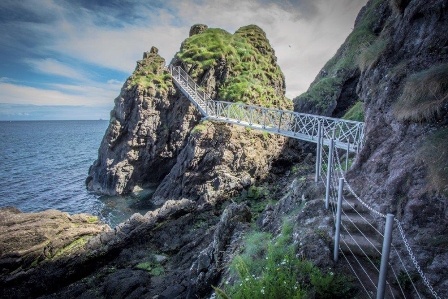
[0,120,153,227]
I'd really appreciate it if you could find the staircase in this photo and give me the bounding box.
[332,195,382,258]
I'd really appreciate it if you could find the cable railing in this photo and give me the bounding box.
[169,65,441,299]
[321,143,442,299]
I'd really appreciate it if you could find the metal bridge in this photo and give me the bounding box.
[169,66,365,153]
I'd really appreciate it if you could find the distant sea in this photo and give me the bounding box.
[0,120,153,227]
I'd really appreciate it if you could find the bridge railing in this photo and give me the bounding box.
[169,65,364,152]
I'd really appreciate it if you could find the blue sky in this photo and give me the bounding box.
[0,0,366,120]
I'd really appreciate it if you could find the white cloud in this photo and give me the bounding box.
[36,0,366,99]
[24,58,88,81]
[0,0,367,118]
[0,82,118,107]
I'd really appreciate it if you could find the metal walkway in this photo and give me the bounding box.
[169,65,365,152]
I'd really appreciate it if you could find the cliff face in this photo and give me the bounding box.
[297,0,448,296]
[86,47,199,196]
[349,1,448,295]
[87,26,300,205]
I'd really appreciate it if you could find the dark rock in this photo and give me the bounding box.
[102,269,150,299]
[189,24,208,36]
[186,202,252,298]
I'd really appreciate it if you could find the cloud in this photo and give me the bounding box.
[24,58,88,81]
[0,82,118,106]
[0,0,367,119]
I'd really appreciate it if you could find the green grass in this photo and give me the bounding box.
[191,120,209,134]
[216,221,356,298]
[358,38,389,71]
[176,26,292,110]
[86,216,99,224]
[342,101,364,122]
[127,52,173,96]
[394,64,448,122]
[136,260,165,276]
[53,236,90,258]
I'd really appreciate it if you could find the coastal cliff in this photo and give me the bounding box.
[1,0,447,298]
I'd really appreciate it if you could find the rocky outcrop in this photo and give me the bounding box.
[152,122,289,205]
[0,207,110,298]
[0,207,110,275]
[347,0,448,296]
[86,51,200,196]
[87,24,299,207]
[186,202,252,298]
[294,0,448,296]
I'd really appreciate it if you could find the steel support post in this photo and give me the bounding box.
[345,142,350,171]
[377,214,395,299]
[315,121,322,183]
[334,178,344,262]
[278,112,283,132]
[325,139,334,209]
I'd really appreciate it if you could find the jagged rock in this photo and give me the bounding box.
[87,24,294,200]
[296,0,448,296]
[86,51,199,196]
[189,24,208,36]
[186,202,251,298]
[346,0,448,297]
[152,123,288,205]
[0,207,110,276]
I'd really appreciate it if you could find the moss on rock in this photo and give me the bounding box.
[174,25,292,110]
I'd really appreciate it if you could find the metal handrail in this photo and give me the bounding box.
[169,65,365,152]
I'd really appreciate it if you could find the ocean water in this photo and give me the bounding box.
[0,120,153,227]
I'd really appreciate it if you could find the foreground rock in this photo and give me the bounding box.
[0,207,110,276]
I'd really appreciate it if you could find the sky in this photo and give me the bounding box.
[0,0,367,120]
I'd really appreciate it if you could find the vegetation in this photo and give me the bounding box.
[176,25,292,110]
[127,52,173,96]
[54,236,90,258]
[216,221,356,298]
[136,259,165,276]
[294,0,385,114]
[191,121,210,134]
[342,101,364,122]
[417,127,448,194]
[394,64,448,122]
[358,38,389,71]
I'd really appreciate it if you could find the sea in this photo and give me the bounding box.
[0,120,154,227]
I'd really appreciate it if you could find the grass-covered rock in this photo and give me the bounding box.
[127,46,174,97]
[173,24,292,110]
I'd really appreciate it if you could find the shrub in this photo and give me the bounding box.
[216,221,356,298]
[394,64,448,122]
[358,38,389,71]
